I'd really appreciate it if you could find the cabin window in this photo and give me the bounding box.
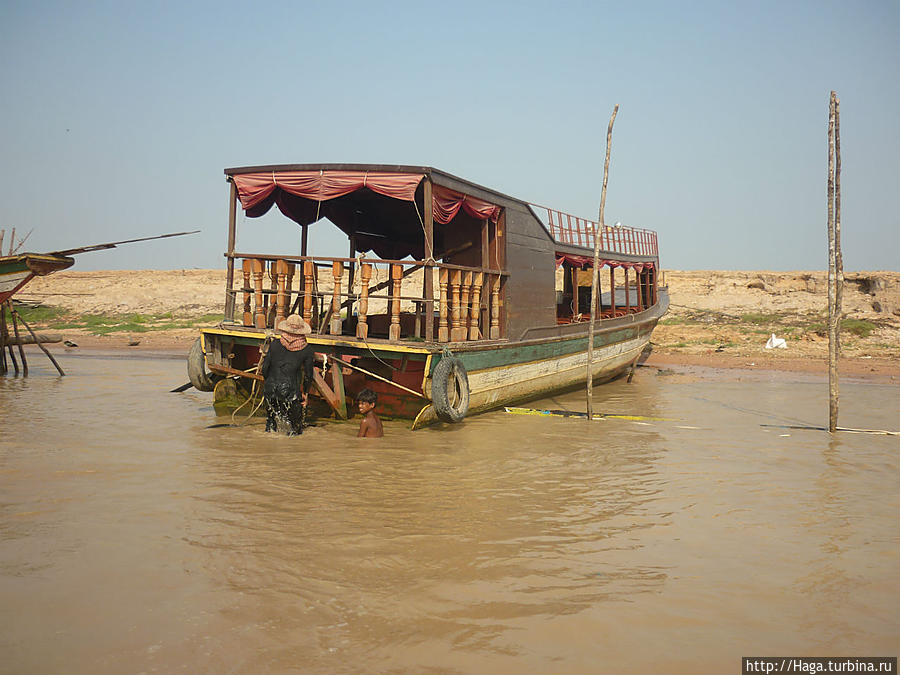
[556,261,596,323]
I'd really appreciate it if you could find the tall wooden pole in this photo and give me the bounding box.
[827,91,842,433]
[225,180,238,321]
[423,178,435,342]
[587,104,619,418]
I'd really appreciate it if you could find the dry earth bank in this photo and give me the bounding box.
[18,269,900,378]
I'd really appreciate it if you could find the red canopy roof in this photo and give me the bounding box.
[231,170,500,226]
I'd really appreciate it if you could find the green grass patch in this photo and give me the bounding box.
[740,312,781,325]
[806,322,827,336]
[10,303,68,323]
[841,318,876,338]
[660,316,689,325]
[10,307,223,335]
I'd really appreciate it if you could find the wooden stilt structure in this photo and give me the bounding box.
[587,104,619,419]
[2,302,19,374]
[0,302,9,374]
[0,301,66,376]
[10,304,27,376]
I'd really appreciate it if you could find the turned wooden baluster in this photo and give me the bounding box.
[460,272,472,341]
[275,260,289,320]
[469,272,483,340]
[356,263,372,339]
[389,264,402,341]
[303,261,314,327]
[450,270,464,342]
[490,275,501,339]
[438,268,449,342]
[252,259,266,329]
[285,262,295,315]
[242,259,253,326]
[267,261,278,326]
[330,261,343,335]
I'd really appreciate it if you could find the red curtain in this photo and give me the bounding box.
[431,185,501,225]
[232,170,425,211]
[555,253,654,270]
[232,170,502,226]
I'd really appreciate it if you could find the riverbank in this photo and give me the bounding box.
[15,268,900,382]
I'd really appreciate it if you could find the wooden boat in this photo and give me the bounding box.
[0,232,199,305]
[0,253,75,305]
[1,231,198,377]
[189,164,667,429]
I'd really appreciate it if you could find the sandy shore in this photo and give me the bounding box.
[16,268,900,382]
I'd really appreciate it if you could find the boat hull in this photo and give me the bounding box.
[197,294,665,429]
[413,325,653,429]
[0,254,75,304]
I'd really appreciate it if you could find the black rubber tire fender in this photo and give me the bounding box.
[431,356,470,423]
[187,336,219,392]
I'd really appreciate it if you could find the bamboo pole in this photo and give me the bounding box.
[826,91,842,433]
[587,104,619,418]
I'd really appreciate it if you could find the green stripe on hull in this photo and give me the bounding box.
[0,260,30,276]
[438,323,652,375]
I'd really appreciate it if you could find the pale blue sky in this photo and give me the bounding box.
[2,0,897,271]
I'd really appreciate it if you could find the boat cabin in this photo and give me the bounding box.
[220,164,659,345]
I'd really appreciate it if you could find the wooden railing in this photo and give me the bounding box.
[225,254,506,343]
[530,204,658,257]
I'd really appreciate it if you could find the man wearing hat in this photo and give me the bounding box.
[260,314,315,434]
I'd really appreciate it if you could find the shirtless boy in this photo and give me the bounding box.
[356,388,384,437]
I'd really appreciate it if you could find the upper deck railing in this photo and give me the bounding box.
[530,204,658,257]
[223,253,506,344]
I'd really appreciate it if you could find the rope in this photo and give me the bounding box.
[412,199,435,264]
[229,334,272,426]
[361,331,399,371]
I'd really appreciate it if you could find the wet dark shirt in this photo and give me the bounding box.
[260,342,314,401]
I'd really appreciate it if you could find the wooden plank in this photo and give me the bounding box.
[330,359,348,419]
[209,363,264,381]
[312,368,345,417]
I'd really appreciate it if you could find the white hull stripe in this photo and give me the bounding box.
[0,271,31,293]
[466,334,648,393]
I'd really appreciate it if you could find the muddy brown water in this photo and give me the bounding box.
[1,351,897,673]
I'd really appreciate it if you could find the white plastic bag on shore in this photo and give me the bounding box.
[765,333,787,349]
